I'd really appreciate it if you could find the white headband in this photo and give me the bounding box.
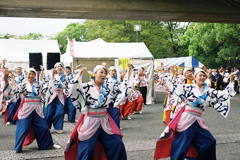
[54,62,64,68]
[109,66,116,71]
[194,69,206,77]
[183,68,192,75]
[15,66,22,70]
[94,65,106,73]
[27,68,36,74]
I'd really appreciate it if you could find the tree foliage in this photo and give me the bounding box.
[18,33,44,40]
[56,22,87,54]
[178,23,240,68]
[0,33,15,39]
[84,20,189,58]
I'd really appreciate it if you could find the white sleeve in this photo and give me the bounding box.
[207,82,236,118]
[68,74,86,112]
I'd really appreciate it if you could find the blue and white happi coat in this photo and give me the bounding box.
[105,74,121,107]
[65,73,75,98]
[44,73,69,106]
[166,75,236,132]
[158,74,185,112]
[69,73,131,114]
[13,73,26,85]
[68,73,131,141]
[169,77,236,117]
[3,80,48,119]
[6,73,27,103]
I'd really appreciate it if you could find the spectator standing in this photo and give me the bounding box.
[215,69,223,90]
[138,67,148,105]
[233,68,239,93]
[208,69,216,89]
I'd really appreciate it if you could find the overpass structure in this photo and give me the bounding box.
[0,0,240,23]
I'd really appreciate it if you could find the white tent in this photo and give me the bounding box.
[89,38,107,43]
[62,39,155,104]
[0,39,60,72]
[62,39,153,66]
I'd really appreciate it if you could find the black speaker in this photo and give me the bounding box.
[47,52,61,70]
[29,53,42,71]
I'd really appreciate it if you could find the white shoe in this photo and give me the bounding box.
[54,129,63,134]
[6,122,11,126]
[75,119,78,123]
[139,110,142,114]
[120,127,123,130]
[127,116,131,120]
[51,144,61,149]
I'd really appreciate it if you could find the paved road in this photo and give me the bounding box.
[0,91,240,160]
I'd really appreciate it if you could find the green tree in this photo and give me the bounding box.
[164,22,190,57]
[134,21,172,58]
[85,20,131,42]
[84,20,190,58]
[139,21,190,58]
[178,23,240,68]
[56,22,87,54]
[45,33,58,40]
[0,33,15,39]
[214,23,240,67]
[19,33,44,40]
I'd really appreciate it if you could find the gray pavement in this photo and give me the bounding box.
[0,91,240,160]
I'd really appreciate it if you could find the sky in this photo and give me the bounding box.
[0,17,86,36]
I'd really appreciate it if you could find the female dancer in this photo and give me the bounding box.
[120,72,143,119]
[154,66,236,160]
[129,83,144,115]
[64,66,77,122]
[5,66,26,125]
[105,65,121,128]
[65,63,132,160]
[45,62,68,133]
[119,68,132,120]
[3,68,60,153]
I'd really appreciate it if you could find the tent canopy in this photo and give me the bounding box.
[166,56,204,68]
[62,39,153,65]
[0,39,60,70]
[89,38,107,43]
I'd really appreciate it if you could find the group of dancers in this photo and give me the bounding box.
[0,60,61,152]
[0,59,148,159]
[0,58,237,160]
